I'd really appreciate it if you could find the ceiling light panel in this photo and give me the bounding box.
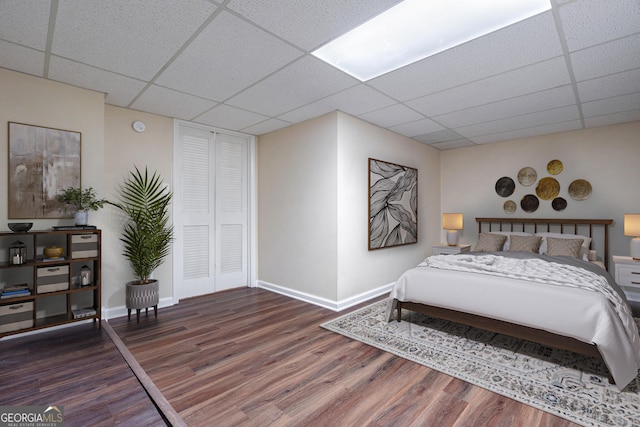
[312,0,551,81]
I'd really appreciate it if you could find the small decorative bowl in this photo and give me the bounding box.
[8,222,33,232]
[44,246,64,258]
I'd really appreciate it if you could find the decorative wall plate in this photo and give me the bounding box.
[517,167,537,186]
[495,177,515,197]
[535,177,560,200]
[552,197,567,211]
[520,194,539,213]
[568,179,592,201]
[503,200,516,214]
[547,159,563,175]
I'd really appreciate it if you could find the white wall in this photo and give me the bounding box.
[257,113,339,301]
[336,112,440,301]
[0,68,106,229]
[102,105,174,310]
[258,112,441,307]
[441,121,640,267]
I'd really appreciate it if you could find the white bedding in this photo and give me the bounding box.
[386,252,640,389]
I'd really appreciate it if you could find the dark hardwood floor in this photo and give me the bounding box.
[110,288,578,427]
[2,288,579,426]
[0,322,166,426]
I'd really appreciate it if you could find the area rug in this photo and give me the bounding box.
[321,300,640,427]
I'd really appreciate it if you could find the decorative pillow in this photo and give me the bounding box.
[536,232,591,261]
[545,237,583,258]
[508,235,542,252]
[491,231,534,251]
[474,233,507,252]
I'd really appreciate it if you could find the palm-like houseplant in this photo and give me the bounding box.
[110,166,173,321]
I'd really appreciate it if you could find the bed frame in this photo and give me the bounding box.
[396,217,615,383]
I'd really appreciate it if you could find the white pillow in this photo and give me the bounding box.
[536,232,592,261]
[490,231,534,251]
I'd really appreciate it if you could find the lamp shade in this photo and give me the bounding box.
[624,214,640,260]
[624,214,640,236]
[442,213,463,230]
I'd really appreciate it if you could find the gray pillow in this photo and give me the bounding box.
[508,235,543,252]
[474,233,507,252]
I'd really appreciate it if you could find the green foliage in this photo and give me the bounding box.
[57,187,108,211]
[110,166,174,285]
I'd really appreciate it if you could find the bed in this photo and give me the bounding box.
[386,218,640,389]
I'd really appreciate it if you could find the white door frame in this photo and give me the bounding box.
[172,119,257,302]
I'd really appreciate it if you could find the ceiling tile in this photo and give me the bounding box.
[156,11,303,102]
[577,68,640,102]
[407,57,572,117]
[430,139,476,150]
[570,34,640,81]
[470,120,583,144]
[52,0,217,80]
[243,118,292,135]
[435,86,576,128]
[368,12,562,101]
[48,56,147,106]
[559,0,640,51]
[279,84,396,123]
[389,118,445,138]
[0,0,50,50]
[130,85,218,120]
[195,104,269,130]
[581,92,640,118]
[0,41,44,77]
[412,129,465,144]
[455,106,580,138]
[227,0,402,51]
[357,104,424,128]
[226,55,358,116]
[584,109,640,127]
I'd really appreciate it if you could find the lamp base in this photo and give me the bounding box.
[446,230,459,246]
[631,237,640,260]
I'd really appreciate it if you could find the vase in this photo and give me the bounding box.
[125,280,160,322]
[75,210,89,226]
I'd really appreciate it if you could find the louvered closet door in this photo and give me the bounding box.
[175,124,249,300]
[214,132,248,291]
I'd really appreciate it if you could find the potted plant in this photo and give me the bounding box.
[109,166,173,322]
[57,186,108,225]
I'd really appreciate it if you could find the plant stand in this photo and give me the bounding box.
[126,280,159,323]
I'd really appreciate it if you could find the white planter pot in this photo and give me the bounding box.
[75,210,89,226]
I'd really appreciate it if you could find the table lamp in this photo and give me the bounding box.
[624,214,640,260]
[442,213,463,246]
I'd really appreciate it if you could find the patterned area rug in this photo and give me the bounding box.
[321,300,640,427]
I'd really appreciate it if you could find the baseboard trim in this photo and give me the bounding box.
[256,280,393,312]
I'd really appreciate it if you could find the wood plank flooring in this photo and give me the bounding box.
[0,322,166,426]
[107,288,579,427]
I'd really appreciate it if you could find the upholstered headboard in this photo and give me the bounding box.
[476,217,613,270]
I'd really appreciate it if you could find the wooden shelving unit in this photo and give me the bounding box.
[0,229,101,337]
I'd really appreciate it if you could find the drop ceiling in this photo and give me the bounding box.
[0,0,638,150]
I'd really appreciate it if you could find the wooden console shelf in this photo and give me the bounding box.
[0,229,101,338]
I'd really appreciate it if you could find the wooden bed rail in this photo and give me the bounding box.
[475,218,613,270]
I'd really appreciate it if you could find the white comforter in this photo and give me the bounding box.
[386,253,640,389]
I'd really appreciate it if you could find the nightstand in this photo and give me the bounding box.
[612,256,640,304]
[432,244,471,255]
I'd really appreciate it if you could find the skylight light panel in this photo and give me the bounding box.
[312,0,551,81]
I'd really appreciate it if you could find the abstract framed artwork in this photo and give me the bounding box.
[8,122,81,219]
[368,158,418,250]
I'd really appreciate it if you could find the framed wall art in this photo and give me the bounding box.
[8,122,81,219]
[368,158,417,250]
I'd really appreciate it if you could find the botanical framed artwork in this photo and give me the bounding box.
[368,158,418,250]
[8,122,81,219]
